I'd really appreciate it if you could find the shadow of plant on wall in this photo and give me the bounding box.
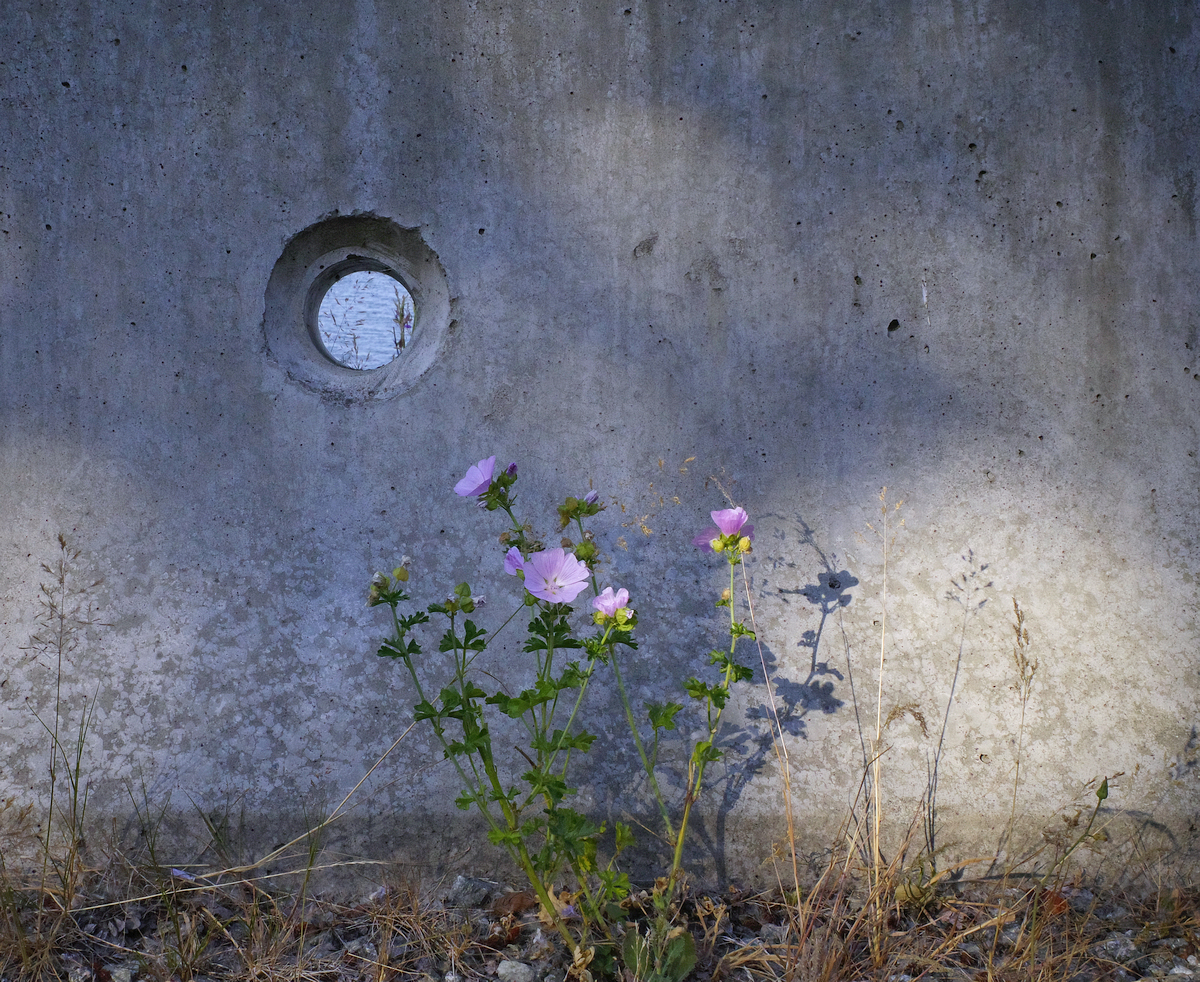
[688,518,856,886]
[756,513,857,743]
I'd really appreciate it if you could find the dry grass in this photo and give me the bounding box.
[0,821,1196,982]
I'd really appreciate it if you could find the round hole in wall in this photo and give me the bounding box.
[264,215,450,400]
[316,270,415,370]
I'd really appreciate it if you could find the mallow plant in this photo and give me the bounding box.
[369,457,756,980]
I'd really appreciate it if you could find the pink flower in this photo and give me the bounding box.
[693,507,754,552]
[504,546,524,576]
[454,456,496,497]
[593,587,630,618]
[523,548,590,603]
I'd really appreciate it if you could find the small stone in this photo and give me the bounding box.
[758,922,789,943]
[446,874,504,908]
[342,936,378,959]
[1094,931,1139,963]
[497,959,538,982]
[108,965,136,982]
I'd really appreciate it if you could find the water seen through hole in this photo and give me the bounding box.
[317,270,414,370]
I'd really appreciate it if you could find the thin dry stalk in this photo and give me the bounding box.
[1003,598,1038,868]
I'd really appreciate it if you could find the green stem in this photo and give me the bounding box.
[512,838,578,951]
[669,557,740,890]
[610,646,674,840]
[390,605,504,833]
[549,626,608,778]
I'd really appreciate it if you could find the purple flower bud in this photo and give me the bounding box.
[584,490,599,505]
[506,462,518,477]
[504,547,524,576]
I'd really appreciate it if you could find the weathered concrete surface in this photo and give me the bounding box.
[1,1,1199,886]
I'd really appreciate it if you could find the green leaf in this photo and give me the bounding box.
[412,700,439,723]
[557,661,592,689]
[523,610,583,654]
[546,807,601,870]
[521,769,573,805]
[454,791,476,811]
[662,930,698,982]
[486,677,562,719]
[547,806,600,842]
[599,869,630,902]
[377,639,409,660]
[530,729,596,754]
[648,702,682,732]
[461,680,488,701]
[485,691,520,718]
[486,826,522,848]
[462,619,488,651]
[614,822,635,854]
[622,930,652,980]
[684,679,727,708]
[398,611,430,632]
[691,740,722,766]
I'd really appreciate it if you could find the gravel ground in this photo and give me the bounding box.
[18,872,1199,982]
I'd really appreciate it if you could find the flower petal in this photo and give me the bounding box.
[692,527,720,552]
[454,456,496,497]
[593,586,630,617]
[711,507,749,537]
[504,546,524,576]
[524,548,590,603]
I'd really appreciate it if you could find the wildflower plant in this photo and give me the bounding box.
[370,459,756,976]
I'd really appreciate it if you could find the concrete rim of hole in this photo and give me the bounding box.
[263,213,451,402]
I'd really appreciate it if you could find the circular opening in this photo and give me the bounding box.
[263,215,451,400]
[316,270,415,370]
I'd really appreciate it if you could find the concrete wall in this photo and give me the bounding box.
[2,0,1199,886]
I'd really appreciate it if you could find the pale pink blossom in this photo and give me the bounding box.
[523,548,590,603]
[593,587,630,618]
[454,456,496,497]
[693,507,754,552]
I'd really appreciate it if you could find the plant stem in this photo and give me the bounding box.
[610,647,674,839]
[669,558,740,891]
